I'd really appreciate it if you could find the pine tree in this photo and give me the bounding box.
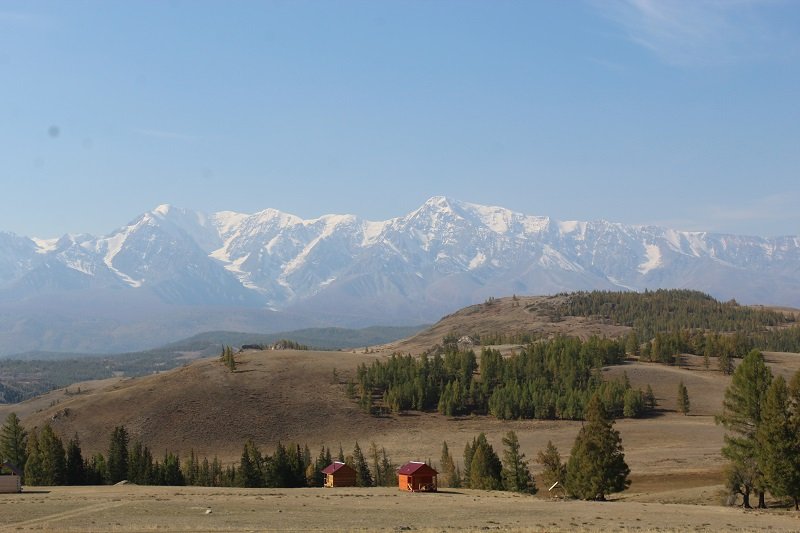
[352,441,373,487]
[220,345,236,372]
[337,444,345,463]
[624,331,640,357]
[198,457,211,486]
[757,375,800,509]
[162,452,185,485]
[24,429,44,485]
[718,348,734,375]
[270,442,291,487]
[107,426,130,484]
[38,424,66,485]
[368,442,383,487]
[379,447,396,487]
[439,441,458,488]
[466,433,502,490]
[85,452,108,485]
[311,446,328,487]
[677,381,690,415]
[644,384,657,411]
[536,440,566,491]
[0,412,27,476]
[501,431,536,494]
[128,441,155,485]
[65,434,85,485]
[716,350,772,508]
[565,395,630,500]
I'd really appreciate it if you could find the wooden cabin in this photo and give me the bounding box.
[321,461,357,487]
[398,461,438,492]
[0,462,22,493]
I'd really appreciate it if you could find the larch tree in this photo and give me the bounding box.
[501,431,536,494]
[107,426,130,484]
[536,440,567,491]
[439,441,458,488]
[757,375,800,509]
[465,433,502,490]
[0,412,27,473]
[352,441,373,487]
[65,434,85,485]
[38,424,66,486]
[23,429,44,486]
[716,349,772,508]
[565,395,630,500]
[677,381,690,415]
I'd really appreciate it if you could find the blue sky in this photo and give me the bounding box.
[1,0,798,238]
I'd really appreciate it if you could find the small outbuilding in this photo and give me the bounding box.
[398,461,438,492]
[321,461,357,487]
[0,461,22,493]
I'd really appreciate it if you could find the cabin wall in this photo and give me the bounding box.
[327,472,357,487]
[0,476,20,493]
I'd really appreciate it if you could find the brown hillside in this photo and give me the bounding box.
[386,294,630,354]
[3,295,799,502]
[10,345,800,502]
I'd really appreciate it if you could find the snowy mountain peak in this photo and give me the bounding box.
[0,197,798,344]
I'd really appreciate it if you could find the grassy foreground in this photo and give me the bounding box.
[2,485,800,532]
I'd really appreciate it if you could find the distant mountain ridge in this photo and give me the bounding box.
[0,196,798,354]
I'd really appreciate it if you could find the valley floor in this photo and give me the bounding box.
[1,485,800,532]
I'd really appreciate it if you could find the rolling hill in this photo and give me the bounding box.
[4,290,799,501]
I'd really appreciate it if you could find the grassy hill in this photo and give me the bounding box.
[0,324,426,403]
[3,290,799,502]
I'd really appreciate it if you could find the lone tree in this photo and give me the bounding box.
[501,431,536,494]
[565,394,630,500]
[677,381,690,415]
[716,349,772,508]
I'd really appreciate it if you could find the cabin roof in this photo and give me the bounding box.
[321,461,355,475]
[1,461,22,476]
[397,461,438,476]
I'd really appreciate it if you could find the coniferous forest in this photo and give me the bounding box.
[355,337,652,421]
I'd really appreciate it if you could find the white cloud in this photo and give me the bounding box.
[594,0,798,66]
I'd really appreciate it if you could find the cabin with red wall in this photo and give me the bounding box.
[321,461,357,487]
[398,461,438,492]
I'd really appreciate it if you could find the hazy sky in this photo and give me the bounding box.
[1,0,799,238]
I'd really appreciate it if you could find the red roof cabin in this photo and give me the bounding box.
[398,461,438,492]
[321,461,357,487]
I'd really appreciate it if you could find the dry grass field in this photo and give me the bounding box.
[3,485,800,532]
[2,296,800,531]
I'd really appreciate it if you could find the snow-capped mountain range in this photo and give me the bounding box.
[1,196,798,354]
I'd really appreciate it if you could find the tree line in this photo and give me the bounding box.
[557,290,800,354]
[1,398,630,502]
[0,418,405,489]
[355,337,655,421]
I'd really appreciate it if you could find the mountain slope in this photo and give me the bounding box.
[0,197,798,353]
